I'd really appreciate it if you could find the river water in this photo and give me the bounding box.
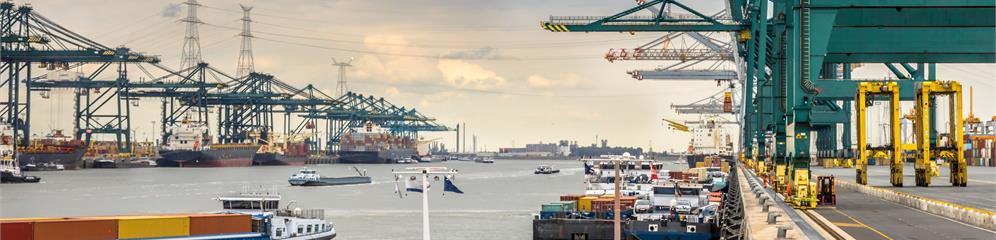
[1,159,674,239]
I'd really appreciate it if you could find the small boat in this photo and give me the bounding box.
[289,167,372,186]
[415,155,433,163]
[1,170,40,183]
[92,159,117,168]
[475,157,495,163]
[534,165,560,174]
[1,124,40,183]
[21,162,64,171]
[117,157,158,168]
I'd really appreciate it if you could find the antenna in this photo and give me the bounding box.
[235,5,254,78]
[332,57,353,96]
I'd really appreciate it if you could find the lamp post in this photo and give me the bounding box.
[392,167,459,240]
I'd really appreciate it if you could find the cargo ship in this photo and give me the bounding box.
[686,118,735,169]
[336,122,416,164]
[157,119,257,167]
[16,129,86,170]
[253,133,320,166]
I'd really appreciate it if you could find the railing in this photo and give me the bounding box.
[276,208,325,220]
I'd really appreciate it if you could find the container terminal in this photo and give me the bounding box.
[1,0,994,239]
[531,0,996,238]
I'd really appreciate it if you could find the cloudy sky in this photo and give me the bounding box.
[17,0,995,152]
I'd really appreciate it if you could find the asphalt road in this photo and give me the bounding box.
[812,165,996,211]
[813,187,995,240]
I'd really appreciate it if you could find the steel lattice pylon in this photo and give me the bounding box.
[235,4,254,78]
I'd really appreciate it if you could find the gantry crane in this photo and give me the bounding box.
[2,2,451,154]
[541,0,994,207]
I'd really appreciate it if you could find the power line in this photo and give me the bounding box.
[202,21,657,50]
[253,35,600,61]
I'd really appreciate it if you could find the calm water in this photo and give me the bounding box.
[0,160,610,239]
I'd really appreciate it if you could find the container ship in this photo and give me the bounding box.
[16,129,86,170]
[253,133,316,166]
[686,118,735,169]
[157,119,257,167]
[336,122,415,164]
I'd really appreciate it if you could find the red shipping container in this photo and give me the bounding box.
[188,214,251,236]
[1,221,34,240]
[34,218,117,240]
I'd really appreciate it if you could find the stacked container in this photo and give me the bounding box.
[578,196,597,212]
[0,214,252,240]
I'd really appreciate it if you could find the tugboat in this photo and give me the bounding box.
[534,165,560,174]
[217,186,337,239]
[1,124,40,183]
[288,167,372,186]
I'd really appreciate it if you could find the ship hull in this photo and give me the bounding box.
[17,147,86,170]
[158,148,256,167]
[253,153,307,166]
[289,176,372,186]
[337,149,415,164]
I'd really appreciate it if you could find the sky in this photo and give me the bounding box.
[13,0,996,153]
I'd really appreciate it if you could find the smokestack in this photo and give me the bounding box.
[456,124,460,153]
[463,123,467,153]
[473,135,477,153]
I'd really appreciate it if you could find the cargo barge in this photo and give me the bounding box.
[0,188,337,240]
[336,122,416,164]
[288,167,371,186]
[16,130,86,170]
[157,119,257,168]
[533,154,726,240]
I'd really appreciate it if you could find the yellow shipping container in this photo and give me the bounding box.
[115,216,190,239]
[600,195,615,199]
[578,196,597,212]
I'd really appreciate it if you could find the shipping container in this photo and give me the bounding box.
[559,194,583,202]
[188,214,251,236]
[34,218,117,240]
[114,215,190,239]
[578,196,597,212]
[541,203,565,212]
[1,221,34,240]
[558,201,577,212]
